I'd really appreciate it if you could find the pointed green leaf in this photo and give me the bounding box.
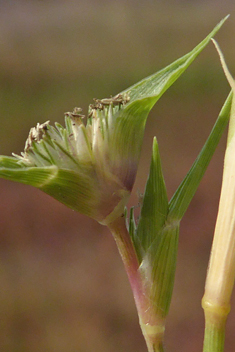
[110,16,229,187]
[0,156,59,186]
[168,91,232,221]
[122,16,228,103]
[134,137,168,261]
[0,156,99,218]
[131,138,179,318]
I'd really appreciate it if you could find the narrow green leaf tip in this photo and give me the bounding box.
[134,137,168,261]
[169,91,232,221]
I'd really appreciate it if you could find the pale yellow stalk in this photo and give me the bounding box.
[202,40,235,352]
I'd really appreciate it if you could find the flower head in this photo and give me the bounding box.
[0,18,225,224]
[10,94,137,224]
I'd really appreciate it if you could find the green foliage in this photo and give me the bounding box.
[113,15,228,169]
[169,91,232,221]
[134,138,168,261]
[130,92,232,318]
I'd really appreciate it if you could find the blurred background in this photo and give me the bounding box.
[0,1,235,351]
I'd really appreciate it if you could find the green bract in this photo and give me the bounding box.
[129,89,232,319]
[0,17,228,224]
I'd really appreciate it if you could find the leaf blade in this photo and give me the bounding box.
[135,137,168,261]
[168,91,232,221]
[110,16,229,188]
[0,157,99,218]
[122,16,229,104]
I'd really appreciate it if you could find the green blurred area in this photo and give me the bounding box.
[1,1,235,351]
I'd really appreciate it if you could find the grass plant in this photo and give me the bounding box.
[0,16,234,352]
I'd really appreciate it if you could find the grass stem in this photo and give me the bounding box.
[108,216,166,352]
[202,308,227,352]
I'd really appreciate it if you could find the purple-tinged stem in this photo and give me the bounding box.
[108,215,165,352]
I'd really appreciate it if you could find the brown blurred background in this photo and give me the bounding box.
[1,1,235,351]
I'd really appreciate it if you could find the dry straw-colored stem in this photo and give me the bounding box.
[202,39,235,352]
